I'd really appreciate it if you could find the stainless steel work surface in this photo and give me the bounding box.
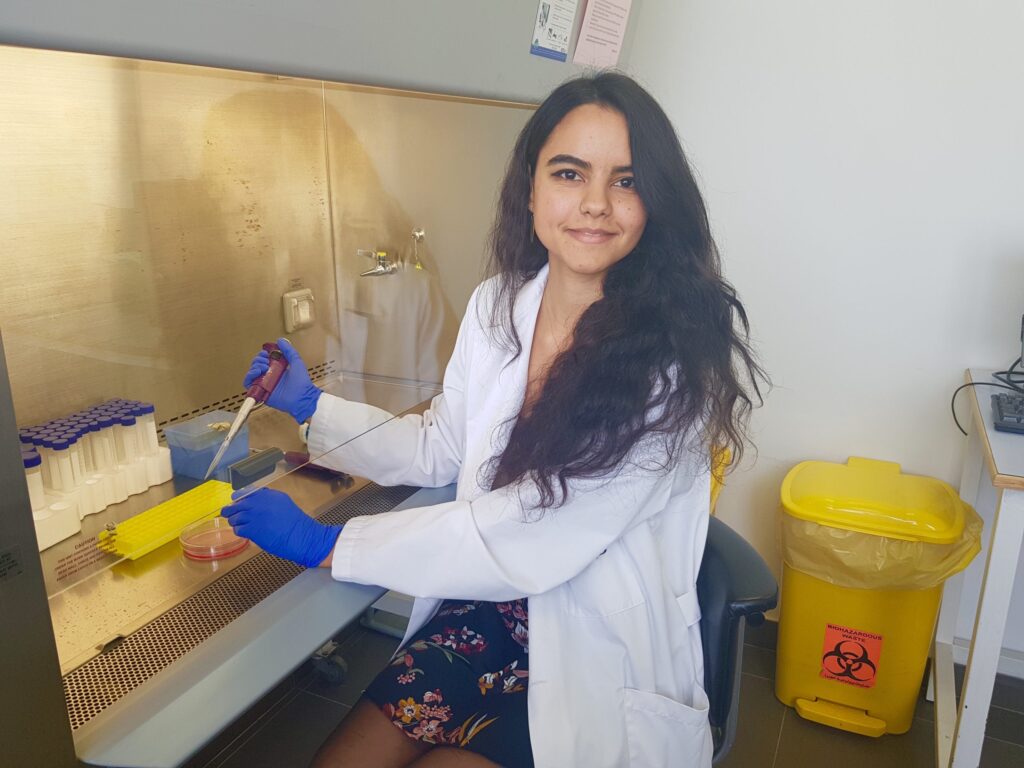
[73,483,457,768]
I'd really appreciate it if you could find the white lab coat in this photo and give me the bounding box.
[307,265,713,767]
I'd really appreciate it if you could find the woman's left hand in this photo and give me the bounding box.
[221,487,341,568]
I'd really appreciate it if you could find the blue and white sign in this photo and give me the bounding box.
[530,0,581,62]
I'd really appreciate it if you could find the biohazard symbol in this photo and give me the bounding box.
[822,639,877,683]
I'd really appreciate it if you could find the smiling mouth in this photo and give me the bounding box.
[567,228,615,242]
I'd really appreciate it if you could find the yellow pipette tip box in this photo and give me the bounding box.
[97,480,235,560]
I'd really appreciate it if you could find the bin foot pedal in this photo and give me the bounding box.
[795,697,886,737]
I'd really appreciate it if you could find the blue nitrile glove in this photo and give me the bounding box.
[242,337,322,423]
[221,487,342,568]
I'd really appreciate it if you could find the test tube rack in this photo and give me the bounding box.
[97,480,234,560]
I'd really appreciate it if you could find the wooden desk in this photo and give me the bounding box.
[932,369,1024,767]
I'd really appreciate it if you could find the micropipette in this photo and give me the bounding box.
[203,342,289,480]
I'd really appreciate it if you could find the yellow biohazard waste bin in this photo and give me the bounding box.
[775,457,982,737]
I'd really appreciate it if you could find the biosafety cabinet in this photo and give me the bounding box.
[0,44,532,767]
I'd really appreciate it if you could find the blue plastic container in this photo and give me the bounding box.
[162,409,249,482]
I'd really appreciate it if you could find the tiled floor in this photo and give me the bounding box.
[188,621,1024,768]
[719,624,1024,768]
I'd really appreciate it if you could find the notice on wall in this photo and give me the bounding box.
[530,0,581,62]
[572,0,633,68]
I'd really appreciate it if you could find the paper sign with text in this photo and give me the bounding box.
[572,0,633,67]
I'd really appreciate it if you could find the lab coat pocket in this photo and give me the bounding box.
[566,548,645,617]
[622,686,713,767]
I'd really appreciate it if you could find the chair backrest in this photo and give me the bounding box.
[709,448,730,513]
[697,515,778,763]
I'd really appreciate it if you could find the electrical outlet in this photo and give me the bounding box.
[282,288,315,332]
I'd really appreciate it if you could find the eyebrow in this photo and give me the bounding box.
[546,153,633,174]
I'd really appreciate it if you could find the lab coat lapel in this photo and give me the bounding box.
[496,266,547,427]
[461,266,547,502]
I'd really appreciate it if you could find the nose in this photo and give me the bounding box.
[579,183,611,217]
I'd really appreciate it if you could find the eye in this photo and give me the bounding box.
[614,176,637,190]
[553,169,582,181]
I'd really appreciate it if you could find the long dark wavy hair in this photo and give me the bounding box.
[484,72,766,508]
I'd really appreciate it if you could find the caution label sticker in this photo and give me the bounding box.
[820,623,883,688]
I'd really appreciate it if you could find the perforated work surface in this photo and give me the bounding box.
[62,482,417,730]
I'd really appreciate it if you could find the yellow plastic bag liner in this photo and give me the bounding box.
[780,457,982,590]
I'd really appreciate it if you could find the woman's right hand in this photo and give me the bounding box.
[242,337,323,423]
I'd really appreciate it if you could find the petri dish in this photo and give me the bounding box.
[179,516,250,561]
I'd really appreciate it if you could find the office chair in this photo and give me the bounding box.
[698,515,779,763]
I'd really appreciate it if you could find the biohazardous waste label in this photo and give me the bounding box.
[820,623,883,688]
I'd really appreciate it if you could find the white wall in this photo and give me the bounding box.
[624,1,1024,657]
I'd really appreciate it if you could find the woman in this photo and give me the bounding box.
[223,72,764,767]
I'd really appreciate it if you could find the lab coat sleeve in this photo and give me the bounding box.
[331,445,700,601]
[305,287,474,488]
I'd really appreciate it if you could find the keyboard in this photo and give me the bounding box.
[991,392,1024,434]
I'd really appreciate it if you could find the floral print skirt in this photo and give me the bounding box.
[364,598,534,768]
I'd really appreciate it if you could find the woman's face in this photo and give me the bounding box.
[529,104,647,283]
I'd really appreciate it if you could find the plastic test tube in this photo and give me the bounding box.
[112,414,129,464]
[59,430,83,488]
[89,419,103,470]
[97,414,127,501]
[116,415,140,464]
[73,429,87,484]
[40,434,61,489]
[80,420,97,473]
[56,431,76,488]
[19,431,38,466]
[93,416,116,471]
[22,451,46,511]
[124,405,146,456]
[64,421,84,468]
[32,434,52,488]
[122,413,147,494]
[133,403,160,456]
[51,438,73,493]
